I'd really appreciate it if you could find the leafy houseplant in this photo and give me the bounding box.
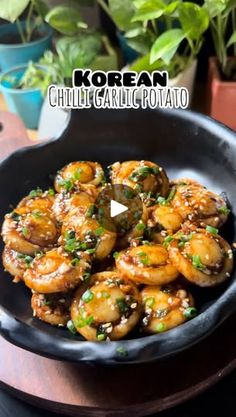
[97,0,209,102]
[0,0,53,71]
[205,0,236,130]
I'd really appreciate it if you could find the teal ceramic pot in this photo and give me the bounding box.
[0,65,43,129]
[0,22,53,72]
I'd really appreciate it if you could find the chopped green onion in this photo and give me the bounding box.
[101,291,110,299]
[48,188,55,196]
[73,167,83,180]
[82,272,91,282]
[137,251,150,265]
[191,254,205,271]
[22,227,29,237]
[163,235,174,248]
[74,314,94,328]
[206,225,219,235]
[82,289,94,303]
[144,296,155,308]
[29,188,43,197]
[116,346,128,356]
[156,322,166,332]
[97,333,106,341]
[183,307,197,319]
[10,211,21,222]
[58,179,73,192]
[71,258,80,267]
[116,298,130,315]
[136,222,145,232]
[67,320,77,334]
[95,227,105,236]
[218,206,230,215]
[113,251,119,259]
[86,204,96,218]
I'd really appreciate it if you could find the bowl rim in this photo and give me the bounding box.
[0,107,236,365]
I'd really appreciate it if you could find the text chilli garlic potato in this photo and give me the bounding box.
[24,247,91,293]
[70,271,142,341]
[116,244,179,285]
[110,160,169,196]
[167,225,233,287]
[61,212,116,261]
[54,161,105,193]
[31,292,73,326]
[171,179,230,228]
[141,284,195,334]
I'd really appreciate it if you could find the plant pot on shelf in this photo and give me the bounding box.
[90,36,118,71]
[207,57,236,131]
[0,65,44,129]
[0,22,53,72]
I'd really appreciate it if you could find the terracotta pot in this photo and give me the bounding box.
[207,57,236,130]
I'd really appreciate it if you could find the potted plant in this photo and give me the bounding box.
[0,0,53,71]
[0,63,51,129]
[205,0,236,130]
[97,0,209,103]
[45,4,118,73]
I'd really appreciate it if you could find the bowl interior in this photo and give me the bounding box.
[0,108,235,359]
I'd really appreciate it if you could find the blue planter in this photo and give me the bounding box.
[0,65,43,129]
[0,22,53,72]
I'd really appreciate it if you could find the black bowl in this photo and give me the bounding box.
[0,108,236,365]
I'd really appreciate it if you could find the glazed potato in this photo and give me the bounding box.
[147,204,183,243]
[61,211,116,261]
[52,187,98,223]
[24,247,91,293]
[171,179,229,228]
[115,244,179,285]
[2,247,33,282]
[70,271,142,341]
[31,292,72,326]
[54,161,105,192]
[110,160,169,196]
[17,188,55,216]
[141,284,195,333]
[167,224,233,287]
[1,210,58,255]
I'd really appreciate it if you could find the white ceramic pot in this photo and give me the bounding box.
[122,59,197,107]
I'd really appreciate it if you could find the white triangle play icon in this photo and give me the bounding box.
[110,200,128,218]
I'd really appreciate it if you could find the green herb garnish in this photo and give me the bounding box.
[190,254,205,271]
[97,333,106,341]
[116,298,130,315]
[71,258,80,267]
[95,227,105,236]
[116,346,128,356]
[218,205,230,215]
[101,291,110,299]
[67,320,77,334]
[29,187,43,197]
[136,222,146,232]
[113,251,119,260]
[157,187,176,205]
[82,272,91,282]
[163,235,174,248]
[73,167,83,180]
[144,296,155,308]
[32,210,41,219]
[22,227,29,237]
[58,179,73,192]
[86,204,96,218]
[74,313,94,328]
[48,188,55,196]
[129,166,159,182]
[10,211,21,222]
[82,289,94,303]
[138,251,150,265]
[206,225,219,235]
[156,323,166,332]
[183,307,197,319]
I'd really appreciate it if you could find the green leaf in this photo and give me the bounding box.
[203,0,227,18]
[34,0,49,19]
[150,29,185,65]
[227,30,236,48]
[0,0,29,22]
[132,0,166,22]
[165,1,180,15]
[108,0,135,31]
[125,26,145,38]
[126,31,154,55]
[45,6,87,36]
[178,3,209,41]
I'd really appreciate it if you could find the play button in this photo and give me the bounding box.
[95,184,143,233]
[110,200,128,218]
